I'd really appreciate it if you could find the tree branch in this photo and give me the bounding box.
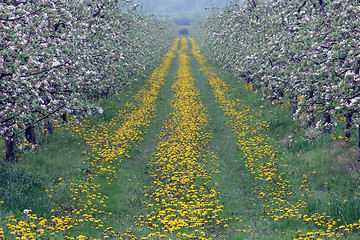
[19,63,67,78]
[0,8,42,22]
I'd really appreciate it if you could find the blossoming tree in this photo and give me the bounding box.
[0,0,175,161]
[192,0,360,153]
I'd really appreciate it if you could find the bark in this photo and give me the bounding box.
[25,125,36,145]
[319,0,325,12]
[323,112,331,133]
[355,59,360,160]
[355,59,360,75]
[358,126,360,162]
[5,137,16,163]
[278,90,284,100]
[246,77,252,84]
[100,90,109,99]
[344,111,353,140]
[250,0,257,8]
[45,120,54,135]
[290,98,298,114]
[61,113,67,122]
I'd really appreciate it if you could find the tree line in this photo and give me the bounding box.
[192,0,360,154]
[0,0,176,162]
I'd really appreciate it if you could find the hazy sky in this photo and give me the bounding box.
[137,0,231,17]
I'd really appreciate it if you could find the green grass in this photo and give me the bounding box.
[79,50,179,237]
[0,161,51,215]
[190,48,304,239]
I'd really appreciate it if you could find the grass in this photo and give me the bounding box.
[190,48,257,226]
[80,50,179,237]
[0,161,51,215]
[189,45,304,239]
[1,38,360,239]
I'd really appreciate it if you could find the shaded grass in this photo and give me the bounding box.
[0,161,51,215]
[0,125,86,217]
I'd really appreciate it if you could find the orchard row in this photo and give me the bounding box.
[192,0,360,143]
[191,38,360,239]
[0,38,179,240]
[0,0,176,161]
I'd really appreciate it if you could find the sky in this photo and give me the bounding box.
[136,0,232,18]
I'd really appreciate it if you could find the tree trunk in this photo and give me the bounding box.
[355,59,360,160]
[323,112,331,133]
[101,90,109,99]
[45,120,54,135]
[354,59,360,75]
[344,111,353,140]
[5,137,16,163]
[358,126,360,162]
[290,98,297,114]
[25,125,36,145]
[61,113,67,122]
[278,90,284,100]
[246,77,252,84]
[318,0,325,12]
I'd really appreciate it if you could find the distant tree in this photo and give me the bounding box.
[179,28,189,35]
[173,16,193,26]
[139,0,229,16]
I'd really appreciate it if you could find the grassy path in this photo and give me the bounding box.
[100,37,181,238]
[189,42,261,237]
[133,39,226,239]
